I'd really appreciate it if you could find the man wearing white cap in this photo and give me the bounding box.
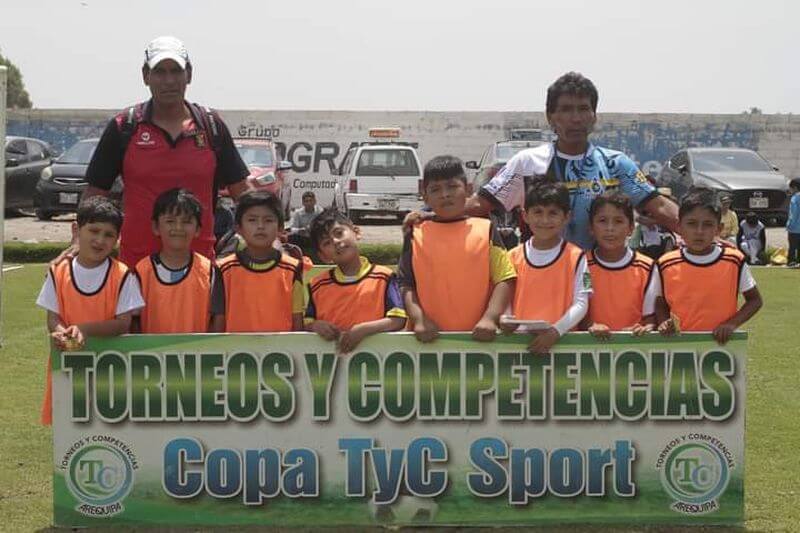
[84,36,251,267]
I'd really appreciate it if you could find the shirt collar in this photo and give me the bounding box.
[332,256,372,283]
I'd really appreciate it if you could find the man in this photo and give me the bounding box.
[83,36,251,267]
[719,194,739,244]
[737,212,766,265]
[287,191,323,251]
[463,72,679,249]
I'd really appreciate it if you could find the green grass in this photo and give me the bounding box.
[1,265,798,531]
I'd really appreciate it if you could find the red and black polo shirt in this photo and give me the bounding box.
[86,100,248,267]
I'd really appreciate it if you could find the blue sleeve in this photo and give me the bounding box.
[788,195,800,229]
[384,275,405,314]
[611,153,657,207]
[396,231,416,289]
[304,285,317,319]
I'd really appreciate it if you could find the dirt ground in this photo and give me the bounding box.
[2,211,789,249]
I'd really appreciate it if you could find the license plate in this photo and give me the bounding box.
[377,198,397,210]
[59,192,79,204]
[749,197,768,208]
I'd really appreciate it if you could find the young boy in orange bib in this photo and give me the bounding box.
[135,188,224,333]
[397,155,516,343]
[305,208,406,352]
[657,187,762,344]
[583,191,659,339]
[36,197,144,424]
[217,191,304,332]
[506,181,591,353]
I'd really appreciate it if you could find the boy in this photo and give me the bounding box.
[397,155,516,343]
[506,181,591,353]
[584,192,659,338]
[217,191,304,332]
[657,187,763,345]
[737,211,766,265]
[135,188,225,333]
[36,197,144,424]
[786,178,800,267]
[306,208,406,352]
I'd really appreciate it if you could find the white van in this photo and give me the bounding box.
[332,128,424,222]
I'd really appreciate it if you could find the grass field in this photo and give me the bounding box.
[1,264,798,531]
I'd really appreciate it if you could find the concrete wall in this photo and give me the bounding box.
[8,108,799,207]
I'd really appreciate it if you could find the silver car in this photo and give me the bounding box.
[658,147,790,224]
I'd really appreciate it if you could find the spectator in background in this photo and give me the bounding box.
[630,210,676,260]
[737,212,766,265]
[287,191,324,252]
[786,178,800,267]
[719,194,739,244]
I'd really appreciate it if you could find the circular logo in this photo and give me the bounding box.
[661,442,729,505]
[140,131,151,142]
[67,443,134,507]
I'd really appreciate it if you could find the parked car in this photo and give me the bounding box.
[465,138,547,247]
[221,138,293,217]
[332,128,424,222]
[5,136,56,211]
[658,147,790,225]
[34,138,99,220]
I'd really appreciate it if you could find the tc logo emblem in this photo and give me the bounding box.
[658,437,732,514]
[66,441,135,516]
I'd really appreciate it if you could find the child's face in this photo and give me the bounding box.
[590,204,633,251]
[679,207,721,254]
[523,203,569,244]
[76,221,119,265]
[423,178,469,219]
[152,210,200,253]
[236,205,281,250]
[316,222,360,265]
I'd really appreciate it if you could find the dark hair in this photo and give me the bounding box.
[678,187,721,222]
[589,191,634,224]
[546,72,599,115]
[151,188,202,225]
[524,180,570,212]
[302,191,316,201]
[234,191,284,226]
[76,196,123,233]
[745,211,758,224]
[309,208,354,251]
[423,155,466,188]
[789,178,800,191]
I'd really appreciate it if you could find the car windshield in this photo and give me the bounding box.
[356,149,419,176]
[692,151,773,173]
[57,141,97,164]
[236,145,274,167]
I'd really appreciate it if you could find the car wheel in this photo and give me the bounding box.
[35,208,54,221]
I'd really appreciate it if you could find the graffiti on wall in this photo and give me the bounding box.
[593,122,759,177]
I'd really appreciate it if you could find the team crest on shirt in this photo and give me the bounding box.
[635,170,648,184]
[136,131,155,146]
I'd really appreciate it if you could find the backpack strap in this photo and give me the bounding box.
[187,102,224,157]
[117,102,146,155]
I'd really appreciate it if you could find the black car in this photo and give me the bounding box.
[34,138,99,220]
[658,147,790,224]
[5,136,57,211]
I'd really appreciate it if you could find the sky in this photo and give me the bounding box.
[0,0,796,113]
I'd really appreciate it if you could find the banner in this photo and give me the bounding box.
[52,332,745,527]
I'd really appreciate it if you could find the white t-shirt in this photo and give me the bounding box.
[523,239,591,335]
[592,248,662,316]
[36,257,145,317]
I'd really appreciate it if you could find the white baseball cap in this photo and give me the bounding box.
[144,36,190,69]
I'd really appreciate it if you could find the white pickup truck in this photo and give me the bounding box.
[331,128,424,222]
